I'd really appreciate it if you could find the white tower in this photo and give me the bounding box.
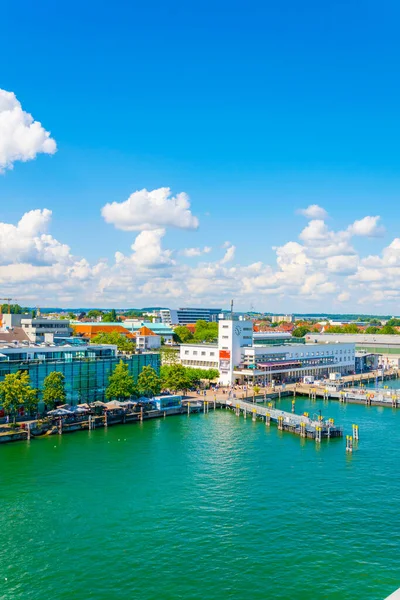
[218,316,252,385]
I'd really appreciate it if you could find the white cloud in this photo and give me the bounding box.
[101,187,199,231]
[337,292,350,302]
[114,229,174,269]
[347,215,384,237]
[0,89,56,172]
[220,245,236,264]
[181,246,212,257]
[298,204,328,219]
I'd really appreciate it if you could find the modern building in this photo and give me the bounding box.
[135,326,161,351]
[160,308,222,326]
[0,341,160,405]
[2,314,72,343]
[271,315,294,324]
[180,316,355,385]
[305,333,400,368]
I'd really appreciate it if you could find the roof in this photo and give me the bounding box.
[0,327,31,343]
[73,324,135,338]
[136,326,157,337]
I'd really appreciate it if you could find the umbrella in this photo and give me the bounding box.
[91,401,106,407]
[70,406,89,414]
[104,400,123,410]
[47,408,73,416]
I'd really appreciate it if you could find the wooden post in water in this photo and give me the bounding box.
[352,424,359,440]
[278,416,283,430]
[187,402,190,416]
[27,422,30,441]
[140,406,143,421]
[315,426,322,443]
[300,422,306,438]
[292,400,295,413]
[252,408,256,422]
[104,411,108,428]
[266,413,271,427]
[59,417,62,435]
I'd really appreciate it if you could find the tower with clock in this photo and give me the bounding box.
[218,316,252,385]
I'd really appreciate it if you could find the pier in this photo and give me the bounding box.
[293,384,400,407]
[224,398,342,440]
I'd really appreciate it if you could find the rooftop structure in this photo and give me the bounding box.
[2,314,72,343]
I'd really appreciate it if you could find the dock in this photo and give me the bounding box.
[293,385,400,407]
[224,398,342,440]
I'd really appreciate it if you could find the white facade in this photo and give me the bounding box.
[135,333,161,351]
[2,314,72,342]
[179,317,355,385]
[271,315,293,324]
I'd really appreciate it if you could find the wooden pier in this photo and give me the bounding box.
[294,385,400,408]
[224,398,342,440]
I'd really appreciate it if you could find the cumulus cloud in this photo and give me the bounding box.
[0,89,56,172]
[101,187,199,231]
[347,215,384,237]
[1,206,396,311]
[297,204,328,219]
[181,246,212,257]
[0,209,70,265]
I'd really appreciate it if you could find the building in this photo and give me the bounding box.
[305,333,400,369]
[271,315,294,324]
[73,321,174,344]
[160,308,222,326]
[135,326,161,351]
[0,341,160,405]
[2,314,72,343]
[180,316,355,385]
[154,395,182,411]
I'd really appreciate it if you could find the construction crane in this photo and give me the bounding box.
[0,298,15,314]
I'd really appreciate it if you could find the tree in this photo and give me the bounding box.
[386,318,400,327]
[174,326,194,343]
[137,365,161,397]
[160,346,179,365]
[91,331,135,352]
[369,319,382,326]
[87,309,104,319]
[102,309,120,322]
[202,368,219,382]
[42,372,67,410]
[68,312,76,320]
[0,371,38,423]
[365,326,380,334]
[292,326,311,338]
[160,365,192,393]
[193,320,218,343]
[106,360,137,400]
[380,325,397,335]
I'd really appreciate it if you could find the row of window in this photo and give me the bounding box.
[184,350,216,357]
[181,360,219,368]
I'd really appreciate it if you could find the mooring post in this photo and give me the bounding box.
[266,413,271,427]
[252,408,256,422]
[278,416,283,430]
[59,417,62,435]
[104,411,108,428]
[352,424,359,440]
[292,400,295,413]
[27,422,31,441]
[187,403,190,416]
[346,435,353,452]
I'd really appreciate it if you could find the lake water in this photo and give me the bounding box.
[1,393,399,599]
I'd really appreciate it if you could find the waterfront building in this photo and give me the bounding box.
[180,316,355,385]
[160,308,222,326]
[305,333,400,369]
[0,341,160,405]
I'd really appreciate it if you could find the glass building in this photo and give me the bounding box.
[0,344,160,404]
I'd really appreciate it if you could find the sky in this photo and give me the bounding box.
[1,0,400,311]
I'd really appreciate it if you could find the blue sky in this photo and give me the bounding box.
[1,0,400,311]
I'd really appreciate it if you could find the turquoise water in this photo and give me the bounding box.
[1,397,399,600]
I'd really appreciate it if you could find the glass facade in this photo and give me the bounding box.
[0,353,160,404]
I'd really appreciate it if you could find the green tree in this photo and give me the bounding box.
[369,319,382,326]
[202,368,219,382]
[193,320,218,342]
[160,365,192,393]
[380,325,397,335]
[174,326,194,343]
[102,309,120,322]
[386,318,400,327]
[68,312,76,320]
[0,371,38,423]
[137,365,161,397]
[91,331,135,352]
[365,326,380,334]
[106,360,137,400]
[42,372,67,410]
[87,309,104,319]
[292,326,311,338]
[160,346,179,365]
